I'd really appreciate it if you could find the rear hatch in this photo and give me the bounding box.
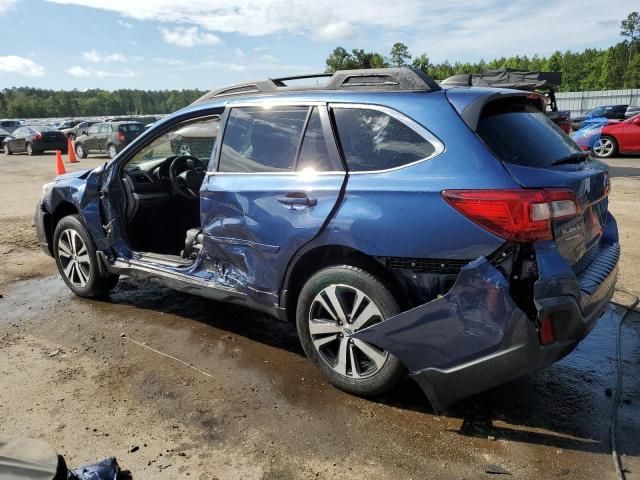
[118,123,144,144]
[474,96,609,270]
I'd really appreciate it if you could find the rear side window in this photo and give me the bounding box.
[219,106,308,173]
[477,98,581,167]
[332,107,435,172]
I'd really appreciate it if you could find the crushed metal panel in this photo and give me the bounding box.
[353,257,518,372]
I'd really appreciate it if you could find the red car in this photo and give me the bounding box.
[573,114,640,158]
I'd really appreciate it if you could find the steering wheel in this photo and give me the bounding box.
[169,155,207,200]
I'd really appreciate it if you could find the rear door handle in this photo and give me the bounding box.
[278,193,317,207]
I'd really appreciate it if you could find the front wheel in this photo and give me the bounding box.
[592,135,618,158]
[296,265,406,397]
[53,215,119,297]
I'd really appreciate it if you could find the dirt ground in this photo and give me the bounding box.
[1,152,639,480]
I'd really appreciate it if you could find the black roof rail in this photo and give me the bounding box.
[191,67,441,105]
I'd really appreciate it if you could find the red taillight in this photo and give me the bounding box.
[117,131,124,142]
[441,189,579,243]
[33,134,42,142]
[539,315,555,345]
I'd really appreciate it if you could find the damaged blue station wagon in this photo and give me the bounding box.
[35,68,619,412]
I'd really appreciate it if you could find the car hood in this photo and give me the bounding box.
[55,167,93,182]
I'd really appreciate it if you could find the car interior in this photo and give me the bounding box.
[120,116,220,261]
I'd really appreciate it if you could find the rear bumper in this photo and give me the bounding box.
[353,214,619,413]
[34,140,68,152]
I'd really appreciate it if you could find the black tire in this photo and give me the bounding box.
[3,143,11,155]
[75,143,87,159]
[53,214,119,297]
[107,144,118,159]
[296,264,406,397]
[591,135,618,158]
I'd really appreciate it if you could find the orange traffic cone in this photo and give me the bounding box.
[55,150,66,176]
[67,138,78,163]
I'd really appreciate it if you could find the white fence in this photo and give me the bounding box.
[556,89,640,116]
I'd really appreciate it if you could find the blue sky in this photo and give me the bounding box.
[0,0,636,91]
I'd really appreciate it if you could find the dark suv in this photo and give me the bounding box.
[34,68,618,411]
[74,121,144,159]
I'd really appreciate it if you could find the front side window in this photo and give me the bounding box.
[219,106,308,173]
[332,107,436,172]
[99,124,112,133]
[87,125,100,135]
[124,116,220,171]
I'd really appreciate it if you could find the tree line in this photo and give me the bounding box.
[325,12,640,92]
[0,88,206,119]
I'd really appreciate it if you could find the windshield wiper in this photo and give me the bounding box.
[550,151,590,166]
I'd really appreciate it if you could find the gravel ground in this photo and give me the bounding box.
[0,151,639,480]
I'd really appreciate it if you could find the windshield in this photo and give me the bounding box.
[477,98,582,168]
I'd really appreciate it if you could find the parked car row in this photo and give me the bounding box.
[573,113,640,157]
[1,121,145,157]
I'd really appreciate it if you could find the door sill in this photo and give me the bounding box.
[133,251,194,268]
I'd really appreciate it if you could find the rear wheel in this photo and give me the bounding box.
[53,215,119,297]
[3,143,11,155]
[75,143,87,159]
[592,135,618,158]
[296,265,406,397]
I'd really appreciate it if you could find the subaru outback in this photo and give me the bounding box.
[35,68,618,412]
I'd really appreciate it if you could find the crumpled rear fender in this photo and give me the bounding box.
[353,257,520,373]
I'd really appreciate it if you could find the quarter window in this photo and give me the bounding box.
[332,107,436,172]
[219,106,308,173]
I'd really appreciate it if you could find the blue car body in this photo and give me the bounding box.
[35,69,618,411]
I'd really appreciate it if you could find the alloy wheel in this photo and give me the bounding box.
[57,229,91,288]
[26,143,33,155]
[108,145,117,159]
[593,138,614,157]
[308,284,389,379]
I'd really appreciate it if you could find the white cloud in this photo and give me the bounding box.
[160,26,222,48]
[67,66,91,77]
[117,18,133,28]
[0,56,45,77]
[0,0,16,14]
[314,21,353,41]
[44,0,637,60]
[234,47,246,58]
[260,54,276,62]
[67,65,136,78]
[82,49,127,63]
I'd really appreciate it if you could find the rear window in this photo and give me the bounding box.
[36,126,58,132]
[119,123,143,132]
[476,98,581,167]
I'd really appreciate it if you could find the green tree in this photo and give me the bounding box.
[621,11,640,56]
[389,42,411,67]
